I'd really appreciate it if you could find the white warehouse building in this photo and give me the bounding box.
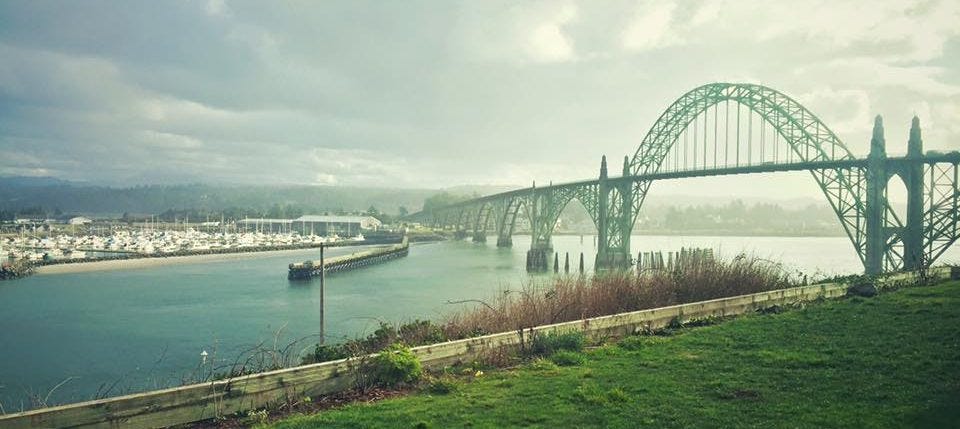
[237,215,381,236]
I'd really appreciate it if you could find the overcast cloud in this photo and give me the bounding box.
[1,0,958,199]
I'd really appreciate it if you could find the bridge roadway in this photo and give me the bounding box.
[433,153,960,210]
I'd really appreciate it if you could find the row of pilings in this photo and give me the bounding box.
[524,250,588,273]
[521,247,715,274]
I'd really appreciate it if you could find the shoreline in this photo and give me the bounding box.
[550,231,847,238]
[32,246,356,276]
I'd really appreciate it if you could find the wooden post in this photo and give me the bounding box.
[579,252,584,273]
[319,243,325,345]
[553,252,559,273]
[564,252,570,273]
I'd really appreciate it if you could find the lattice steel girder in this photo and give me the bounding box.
[924,162,960,264]
[626,83,897,269]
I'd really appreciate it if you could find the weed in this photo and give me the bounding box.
[425,375,461,395]
[528,358,559,372]
[607,387,629,402]
[371,343,423,387]
[529,330,585,356]
[240,409,269,426]
[307,344,349,363]
[550,351,586,367]
[617,335,647,351]
[572,384,607,406]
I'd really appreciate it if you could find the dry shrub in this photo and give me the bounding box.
[440,254,792,338]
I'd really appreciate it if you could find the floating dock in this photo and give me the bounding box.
[288,237,409,280]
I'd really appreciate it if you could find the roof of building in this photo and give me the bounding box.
[237,218,293,224]
[294,215,380,223]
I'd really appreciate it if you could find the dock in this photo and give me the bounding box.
[288,236,409,280]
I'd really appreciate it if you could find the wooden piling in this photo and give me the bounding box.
[319,243,325,344]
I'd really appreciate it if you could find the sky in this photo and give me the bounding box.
[0,0,958,200]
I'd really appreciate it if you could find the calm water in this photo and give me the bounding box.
[0,235,957,409]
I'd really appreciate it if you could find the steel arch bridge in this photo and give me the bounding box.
[410,83,960,274]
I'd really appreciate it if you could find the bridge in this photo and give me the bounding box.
[410,83,960,275]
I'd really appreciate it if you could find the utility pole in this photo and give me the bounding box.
[319,243,326,345]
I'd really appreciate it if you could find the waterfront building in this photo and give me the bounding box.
[67,216,93,225]
[236,215,381,236]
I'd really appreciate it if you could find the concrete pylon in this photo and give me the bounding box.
[903,116,925,270]
[864,115,887,275]
[595,155,634,271]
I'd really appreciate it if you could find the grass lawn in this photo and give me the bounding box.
[265,281,960,428]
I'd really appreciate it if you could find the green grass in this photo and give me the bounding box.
[265,282,960,428]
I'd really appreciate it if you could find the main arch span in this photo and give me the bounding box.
[411,83,960,275]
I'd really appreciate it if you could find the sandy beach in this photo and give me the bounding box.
[33,247,337,275]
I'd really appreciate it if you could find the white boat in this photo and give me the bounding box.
[66,250,87,260]
[44,248,64,258]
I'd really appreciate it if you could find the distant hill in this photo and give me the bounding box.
[0,176,75,188]
[0,176,460,217]
[0,176,846,236]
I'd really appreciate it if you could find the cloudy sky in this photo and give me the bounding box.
[1,0,958,199]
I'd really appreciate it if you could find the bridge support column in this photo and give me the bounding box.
[596,156,609,269]
[903,116,925,271]
[865,116,887,275]
[526,246,552,271]
[595,156,634,271]
[472,231,487,243]
[453,230,468,240]
[526,184,553,272]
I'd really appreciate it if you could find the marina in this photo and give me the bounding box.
[2,229,362,263]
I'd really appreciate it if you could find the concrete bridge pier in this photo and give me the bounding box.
[595,251,632,272]
[526,245,552,272]
[472,231,487,243]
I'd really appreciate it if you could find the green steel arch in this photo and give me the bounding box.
[472,201,495,232]
[493,195,524,247]
[490,184,600,250]
[628,83,881,266]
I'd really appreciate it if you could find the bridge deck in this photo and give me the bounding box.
[415,152,959,214]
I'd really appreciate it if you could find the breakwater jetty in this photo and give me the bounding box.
[288,236,409,280]
[0,260,34,281]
